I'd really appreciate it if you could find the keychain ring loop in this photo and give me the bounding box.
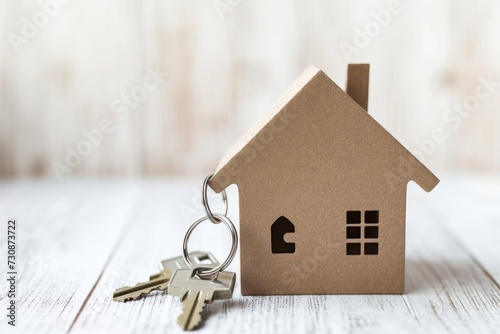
[202,174,228,224]
[182,213,238,277]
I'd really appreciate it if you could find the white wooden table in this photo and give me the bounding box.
[1,174,499,334]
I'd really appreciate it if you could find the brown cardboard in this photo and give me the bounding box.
[346,64,370,111]
[209,65,439,295]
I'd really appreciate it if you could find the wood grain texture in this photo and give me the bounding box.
[0,175,499,333]
[0,180,144,333]
[1,0,500,178]
[423,174,500,285]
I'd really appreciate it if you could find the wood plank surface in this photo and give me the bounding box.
[423,175,500,285]
[0,180,143,333]
[2,1,500,178]
[0,175,499,333]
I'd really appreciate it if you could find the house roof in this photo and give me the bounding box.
[214,66,319,177]
[209,66,439,194]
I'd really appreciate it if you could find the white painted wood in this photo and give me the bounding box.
[419,174,500,285]
[68,179,241,334]
[1,1,500,178]
[1,175,499,333]
[0,180,143,333]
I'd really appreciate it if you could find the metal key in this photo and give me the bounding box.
[113,269,172,302]
[169,267,236,331]
[113,252,219,302]
[159,251,219,272]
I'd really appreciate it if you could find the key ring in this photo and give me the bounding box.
[182,213,238,277]
[202,174,228,224]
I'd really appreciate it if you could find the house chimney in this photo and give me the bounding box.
[346,64,370,112]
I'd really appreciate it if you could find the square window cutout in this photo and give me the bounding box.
[365,211,379,224]
[365,226,378,239]
[364,243,379,255]
[347,211,361,224]
[346,243,361,255]
[346,227,361,239]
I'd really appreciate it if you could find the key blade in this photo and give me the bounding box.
[113,269,171,302]
[169,267,236,331]
[178,290,206,331]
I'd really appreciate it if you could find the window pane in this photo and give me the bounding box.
[347,227,361,239]
[365,210,379,224]
[347,211,361,224]
[346,243,361,255]
[365,226,378,238]
[364,243,379,255]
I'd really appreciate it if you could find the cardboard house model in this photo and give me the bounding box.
[209,64,439,295]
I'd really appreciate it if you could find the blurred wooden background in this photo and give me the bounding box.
[1,0,499,179]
